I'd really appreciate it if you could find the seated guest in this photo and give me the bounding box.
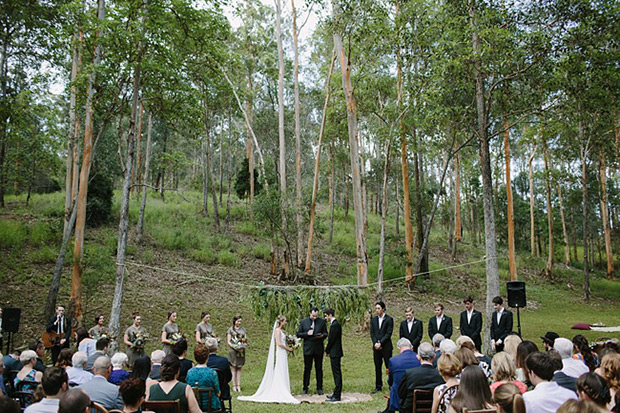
[432,333,445,360]
[76,327,96,358]
[172,339,193,383]
[0,395,20,413]
[119,377,153,413]
[130,355,158,390]
[150,350,165,381]
[599,353,619,411]
[454,346,490,380]
[435,338,456,368]
[576,372,611,413]
[432,353,462,413]
[555,337,589,378]
[205,337,232,399]
[109,352,130,385]
[146,354,201,413]
[541,331,559,352]
[3,351,20,380]
[29,341,48,373]
[572,334,597,371]
[85,337,109,373]
[549,349,577,392]
[398,342,445,413]
[523,351,577,413]
[76,356,123,411]
[503,334,522,363]
[557,399,601,413]
[186,344,220,412]
[449,365,494,413]
[58,388,91,413]
[382,338,420,413]
[515,340,538,385]
[493,382,525,413]
[55,348,73,369]
[490,352,527,394]
[23,366,68,413]
[15,350,43,389]
[66,351,93,386]
[456,337,491,378]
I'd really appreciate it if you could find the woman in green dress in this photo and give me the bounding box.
[161,310,179,355]
[194,310,216,345]
[226,314,247,392]
[146,354,201,413]
[124,312,147,368]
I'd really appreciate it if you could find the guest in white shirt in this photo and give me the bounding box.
[554,338,589,378]
[523,352,577,413]
[24,367,68,413]
[66,352,93,386]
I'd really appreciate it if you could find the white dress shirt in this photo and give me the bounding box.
[523,381,577,413]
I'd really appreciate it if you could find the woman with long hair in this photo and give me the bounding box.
[599,353,620,411]
[130,355,157,390]
[493,383,525,413]
[448,366,495,413]
[515,340,538,385]
[490,352,527,394]
[161,310,179,355]
[227,314,247,392]
[573,334,597,371]
[76,326,96,357]
[146,354,201,413]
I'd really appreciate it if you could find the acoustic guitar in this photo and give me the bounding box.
[41,331,66,348]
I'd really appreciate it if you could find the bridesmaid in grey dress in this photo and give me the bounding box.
[195,311,216,344]
[226,314,247,392]
[88,314,105,339]
[161,310,179,355]
[124,312,147,367]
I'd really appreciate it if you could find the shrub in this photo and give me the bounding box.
[253,243,271,261]
[0,221,27,249]
[191,248,217,265]
[217,250,240,267]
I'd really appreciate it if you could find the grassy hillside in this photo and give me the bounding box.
[1,190,618,412]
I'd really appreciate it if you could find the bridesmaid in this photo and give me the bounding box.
[161,310,179,355]
[89,314,105,339]
[195,311,215,345]
[227,314,247,392]
[124,312,147,367]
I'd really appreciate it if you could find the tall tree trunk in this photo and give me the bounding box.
[305,49,335,275]
[580,120,590,301]
[292,0,304,268]
[377,140,391,297]
[0,39,9,207]
[201,131,209,216]
[203,103,220,230]
[226,106,233,224]
[542,135,554,277]
[110,28,142,346]
[333,3,368,285]
[470,1,499,355]
[137,112,152,243]
[528,144,537,258]
[71,0,105,325]
[454,149,462,244]
[218,114,224,207]
[503,117,517,280]
[556,181,570,265]
[133,101,143,196]
[395,176,400,236]
[245,0,255,216]
[413,132,427,278]
[328,137,335,244]
[571,207,578,263]
[599,153,614,278]
[396,0,415,286]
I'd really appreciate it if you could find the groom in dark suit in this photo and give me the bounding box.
[459,296,483,351]
[324,308,342,402]
[370,301,393,393]
[297,307,327,395]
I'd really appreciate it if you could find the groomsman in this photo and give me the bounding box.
[297,307,327,395]
[370,301,393,393]
[324,308,342,402]
[459,296,483,351]
[491,296,513,352]
[428,303,452,340]
[399,307,423,352]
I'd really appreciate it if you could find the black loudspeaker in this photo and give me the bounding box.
[507,281,526,308]
[3,308,21,333]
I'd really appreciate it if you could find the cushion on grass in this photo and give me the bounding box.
[571,323,591,330]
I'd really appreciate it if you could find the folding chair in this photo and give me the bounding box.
[142,399,181,413]
[193,387,223,413]
[412,388,433,413]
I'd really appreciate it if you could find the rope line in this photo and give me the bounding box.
[120,255,496,290]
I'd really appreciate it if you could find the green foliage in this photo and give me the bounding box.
[191,247,217,265]
[252,243,271,261]
[86,172,114,227]
[216,250,240,267]
[234,158,263,199]
[249,285,370,328]
[0,221,28,250]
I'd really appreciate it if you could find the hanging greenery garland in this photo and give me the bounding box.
[248,283,370,328]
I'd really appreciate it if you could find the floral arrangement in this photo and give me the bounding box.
[132,330,149,349]
[169,332,185,345]
[202,332,221,344]
[230,335,248,352]
[285,333,302,355]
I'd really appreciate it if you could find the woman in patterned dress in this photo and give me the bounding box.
[124,312,147,367]
[432,353,462,413]
[161,310,179,355]
[226,314,247,392]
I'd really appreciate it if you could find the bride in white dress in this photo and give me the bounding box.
[238,315,300,404]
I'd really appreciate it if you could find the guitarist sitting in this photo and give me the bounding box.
[46,305,71,365]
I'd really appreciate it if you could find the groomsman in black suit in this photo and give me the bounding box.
[370,301,393,393]
[428,303,452,340]
[324,308,342,402]
[490,296,513,352]
[459,296,483,351]
[399,307,423,352]
[297,307,328,395]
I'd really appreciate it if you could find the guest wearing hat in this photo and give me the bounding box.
[541,332,559,351]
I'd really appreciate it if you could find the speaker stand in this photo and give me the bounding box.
[516,307,522,338]
[5,331,12,354]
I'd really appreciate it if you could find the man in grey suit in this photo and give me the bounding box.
[77,357,123,411]
[85,337,109,373]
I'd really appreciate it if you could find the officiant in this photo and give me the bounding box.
[297,307,328,395]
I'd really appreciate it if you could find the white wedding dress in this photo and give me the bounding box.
[238,324,300,404]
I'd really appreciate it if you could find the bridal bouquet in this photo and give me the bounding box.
[285,334,302,356]
[230,336,248,352]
